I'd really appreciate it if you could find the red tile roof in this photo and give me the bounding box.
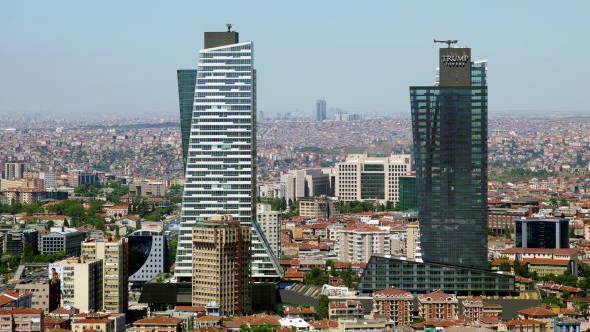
[505,319,547,326]
[504,248,578,255]
[419,289,457,302]
[174,306,206,312]
[284,306,316,315]
[518,307,557,317]
[373,287,413,298]
[133,317,183,326]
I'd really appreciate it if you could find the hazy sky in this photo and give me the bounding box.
[2,1,589,118]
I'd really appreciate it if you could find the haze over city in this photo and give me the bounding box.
[3,2,590,331]
[2,0,590,120]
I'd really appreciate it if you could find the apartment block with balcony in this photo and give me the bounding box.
[372,288,413,326]
[191,218,251,316]
[81,238,128,313]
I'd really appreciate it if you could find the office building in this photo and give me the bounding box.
[410,45,488,269]
[15,279,60,313]
[418,290,458,321]
[316,99,327,121]
[68,170,99,187]
[515,218,569,249]
[128,229,169,283]
[2,229,38,255]
[372,288,413,326]
[175,28,282,282]
[191,218,251,316]
[40,172,57,190]
[128,179,168,198]
[334,154,411,205]
[38,227,85,256]
[3,162,27,180]
[281,169,331,203]
[81,237,129,313]
[397,176,417,211]
[177,69,198,167]
[256,203,281,257]
[358,255,515,296]
[49,257,103,313]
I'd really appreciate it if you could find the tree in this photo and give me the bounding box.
[574,301,589,315]
[305,267,328,286]
[499,261,512,272]
[318,295,329,319]
[560,198,569,207]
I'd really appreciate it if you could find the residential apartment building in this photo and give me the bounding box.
[299,196,340,219]
[72,318,114,332]
[191,218,251,316]
[0,308,43,332]
[334,154,411,204]
[372,288,413,326]
[405,222,419,259]
[462,298,484,322]
[418,290,458,321]
[256,203,281,257]
[132,317,183,332]
[49,258,103,313]
[81,238,129,313]
[14,279,60,313]
[38,227,85,256]
[335,225,389,263]
[328,300,365,320]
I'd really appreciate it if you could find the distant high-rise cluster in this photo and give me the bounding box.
[316,99,327,121]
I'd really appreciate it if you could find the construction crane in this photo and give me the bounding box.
[433,39,458,48]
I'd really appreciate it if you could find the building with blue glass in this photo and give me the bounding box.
[177,69,197,168]
[410,46,488,270]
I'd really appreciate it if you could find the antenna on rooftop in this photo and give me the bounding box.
[433,39,458,48]
[226,23,232,32]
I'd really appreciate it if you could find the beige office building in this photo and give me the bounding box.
[49,257,103,312]
[81,237,128,313]
[335,154,411,204]
[191,218,251,316]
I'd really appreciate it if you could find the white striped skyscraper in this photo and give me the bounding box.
[175,29,282,282]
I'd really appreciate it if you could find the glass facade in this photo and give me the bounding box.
[515,219,569,249]
[175,37,282,281]
[360,172,385,200]
[410,51,488,270]
[177,69,197,167]
[398,176,417,211]
[358,256,516,296]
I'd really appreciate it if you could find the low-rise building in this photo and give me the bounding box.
[504,319,547,332]
[133,317,182,332]
[0,308,44,332]
[372,287,413,326]
[0,290,33,309]
[328,300,365,320]
[38,227,85,256]
[518,307,558,332]
[15,279,60,313]
[418,290,458,321]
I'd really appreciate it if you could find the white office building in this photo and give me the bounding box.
[335,154,412,205]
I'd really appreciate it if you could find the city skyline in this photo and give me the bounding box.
[3,1,590,118]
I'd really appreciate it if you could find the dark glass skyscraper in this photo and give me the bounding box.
[410,46,488,269]
[177,69,197,167]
